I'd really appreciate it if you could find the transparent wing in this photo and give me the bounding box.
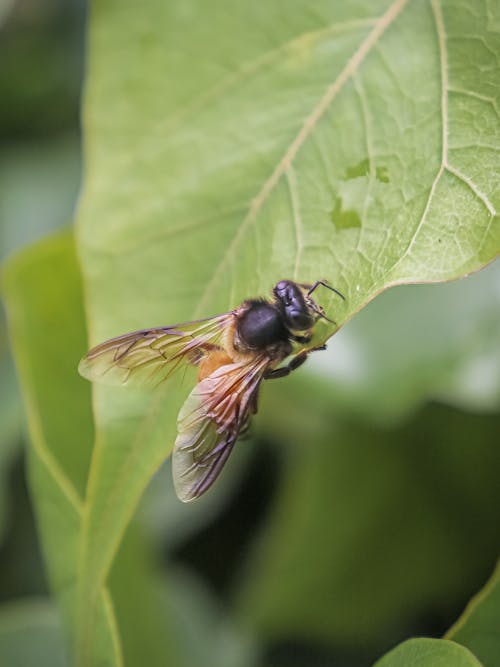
[172,355,270,502]
[78,313,234,388]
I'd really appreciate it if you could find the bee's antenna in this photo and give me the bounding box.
[307,280,345,301]
[319,311,337,325]
[308,301,337,325]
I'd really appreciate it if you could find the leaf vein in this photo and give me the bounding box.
[445,163,497,217]
[448,87,500,116]
[21,378,83,513]
[32,443,83,514]
[103,587,124,667]
[383,0,448,275]
[285,165,304,281]
[156,18,379,138]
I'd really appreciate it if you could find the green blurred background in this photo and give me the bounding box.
[0,1,499,666]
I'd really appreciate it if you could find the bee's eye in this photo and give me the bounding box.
[284,285,297,306]
[274,281,313,329]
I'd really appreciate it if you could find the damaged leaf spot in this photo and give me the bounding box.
[345,158,389,183]
[330,196,361,230]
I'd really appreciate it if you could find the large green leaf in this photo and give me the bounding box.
[2,233,180,667]
[76,0,499,661]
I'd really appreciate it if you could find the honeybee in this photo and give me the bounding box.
[79,280,344,502]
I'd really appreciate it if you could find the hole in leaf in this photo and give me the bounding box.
[329,196,361,231]
[345,159,389,183]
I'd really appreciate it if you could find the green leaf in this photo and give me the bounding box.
[447,559,500,667]
[2,232,118,664]
[374,638,482,667]
[166,568,257,667]
[76,0,499,659]
[2,232,180,667]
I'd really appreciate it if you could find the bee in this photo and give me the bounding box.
[79,280,344,502]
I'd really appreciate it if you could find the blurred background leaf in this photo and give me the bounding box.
[0,0,85,652]
[3,231,186,667]
[0,325,22,545]
[236,397,500,657]
[0,598,67,667]
[0,0,84,551]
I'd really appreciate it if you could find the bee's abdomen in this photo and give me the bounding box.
[236,301,288,351]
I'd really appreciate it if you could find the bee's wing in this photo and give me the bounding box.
[172,355,270,502]
[78,313,234,388]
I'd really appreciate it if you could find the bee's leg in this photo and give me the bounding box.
[264,345,326,380]
[249,384,261,414]
[290,333,312,344]
[239,417,252,438]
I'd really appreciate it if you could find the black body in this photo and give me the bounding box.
[236,300,289,349]
[236,280,322,351]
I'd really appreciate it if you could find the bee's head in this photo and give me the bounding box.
[273,279,345,331]
[273,280,315,331]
